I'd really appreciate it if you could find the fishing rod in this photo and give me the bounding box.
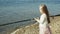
[0,14,60,26]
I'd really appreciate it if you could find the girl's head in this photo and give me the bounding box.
[39,4,48,14]
[39,4,50,23]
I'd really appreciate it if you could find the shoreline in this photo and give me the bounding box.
[0,14,60,26]
[11,15,60,34]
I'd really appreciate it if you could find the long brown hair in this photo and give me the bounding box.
[40,4,50,23]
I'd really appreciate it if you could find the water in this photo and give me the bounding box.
[0,0,60,34]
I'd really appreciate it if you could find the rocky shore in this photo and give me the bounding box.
[11,16,60,34]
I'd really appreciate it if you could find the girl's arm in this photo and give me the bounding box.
[34,18,40,23]
[34,14,46,24]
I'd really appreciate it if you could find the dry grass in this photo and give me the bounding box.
[11,16,60,34]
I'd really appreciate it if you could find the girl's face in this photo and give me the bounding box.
[39,6,44,14]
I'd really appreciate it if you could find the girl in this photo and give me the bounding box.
[34,4,52,34]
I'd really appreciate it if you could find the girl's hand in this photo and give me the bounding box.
[34,18,39,21]
[34,17,39,20]
[34,18,38,21]
[34,18,40,23]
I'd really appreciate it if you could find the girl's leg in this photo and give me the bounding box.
[39,25,45,34]
[45,26,52,34]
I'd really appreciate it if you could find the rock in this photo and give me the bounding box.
[11,16,60,34]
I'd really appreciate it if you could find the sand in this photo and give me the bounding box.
[11,16,60,34]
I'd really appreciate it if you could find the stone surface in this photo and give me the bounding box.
[11,16,60,34]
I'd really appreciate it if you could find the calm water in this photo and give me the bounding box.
[0,0,60,34]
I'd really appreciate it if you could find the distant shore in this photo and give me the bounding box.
[11,15,60,34]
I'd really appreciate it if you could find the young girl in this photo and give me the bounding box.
[34,4,52,34]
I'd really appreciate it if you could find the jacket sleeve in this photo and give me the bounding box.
[40,14,46,24]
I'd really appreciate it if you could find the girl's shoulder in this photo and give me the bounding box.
[41,14,46,17]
